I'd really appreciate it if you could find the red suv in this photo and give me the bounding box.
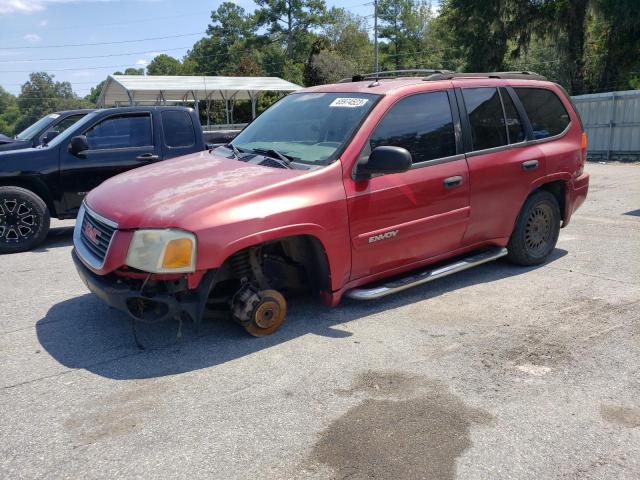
[72,71,589,336]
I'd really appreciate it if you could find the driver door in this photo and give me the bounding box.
[59,112,160,215]
[346,90,470,280]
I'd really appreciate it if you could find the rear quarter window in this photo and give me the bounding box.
[162,110,196,148]
[514,88,571,139]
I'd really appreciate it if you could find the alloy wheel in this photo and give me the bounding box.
[0,198,38,245]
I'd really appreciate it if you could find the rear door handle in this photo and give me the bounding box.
[136,153,159,161]
[522,159,539,171]
[443,176,463,188]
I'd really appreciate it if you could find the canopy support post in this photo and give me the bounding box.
[249,90,257,119]
[191,90,199,116]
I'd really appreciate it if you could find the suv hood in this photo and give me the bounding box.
[85,150,306,230]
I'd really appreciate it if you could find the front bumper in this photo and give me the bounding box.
[72,249,216,324]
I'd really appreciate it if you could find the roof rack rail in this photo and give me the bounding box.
[423,71,547,81]
[339,69,455,83]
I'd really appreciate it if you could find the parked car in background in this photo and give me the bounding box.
[71,71,589,337]
[0,106,207,253]
[0,109,94,152]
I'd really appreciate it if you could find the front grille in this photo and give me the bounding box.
[80,208,116,264]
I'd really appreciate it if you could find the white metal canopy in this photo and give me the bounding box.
[97,74,302,121]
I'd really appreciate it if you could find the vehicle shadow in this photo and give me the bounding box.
[33,225,75,252]
[36,249,567,380]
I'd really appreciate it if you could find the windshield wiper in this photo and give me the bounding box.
[224,143,242,160]
[251,148,297,169]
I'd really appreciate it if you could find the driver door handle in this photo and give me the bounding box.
[136,153,159,161]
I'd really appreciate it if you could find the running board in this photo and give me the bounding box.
[345,247,508,301]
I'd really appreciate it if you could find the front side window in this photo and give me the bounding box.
[162,110,196,148]
[232,92,378,164]
[514,87,570,139]
[368,91,456,164]
[462,87,508,151]
[85,114,152,150]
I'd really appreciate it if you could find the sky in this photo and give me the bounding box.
[0,0,376,96]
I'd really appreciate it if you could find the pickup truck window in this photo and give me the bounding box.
[232,92,378,165]
[514,87,570,139]
[463,87,508,151]
[49,114,86,135]
[367,91,456,164]
[499,87,526,144]
[162,110,196,148]
[85,113,152,150]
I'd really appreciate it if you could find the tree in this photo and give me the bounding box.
[254,0,327,61]
[378,0,434,70]
[147,54,184,75]
[322,7,372,72]
[584,0,640,93]
[16,72,84,132]
[185,2,257,76]
[0,87,21,136]
[437,0,512,72]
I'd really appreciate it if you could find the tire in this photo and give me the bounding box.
[0,186,50,254]
[507,190,561,266]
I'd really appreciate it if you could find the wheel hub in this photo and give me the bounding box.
[524,205,552,254]
[254,300,281,329]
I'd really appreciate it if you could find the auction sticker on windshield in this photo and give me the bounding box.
[329,98,370,108]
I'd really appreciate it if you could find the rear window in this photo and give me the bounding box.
[514,88,570,139]
[162,110,196,148]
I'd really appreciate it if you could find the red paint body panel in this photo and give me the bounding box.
[77,77,589,306]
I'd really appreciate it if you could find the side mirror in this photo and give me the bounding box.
[69,135,89,156]
[354,146,412,181]
[42,130,59,145]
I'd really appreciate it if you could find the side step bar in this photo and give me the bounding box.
[345,247,508,301]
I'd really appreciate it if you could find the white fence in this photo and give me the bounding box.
[571,90,640,161]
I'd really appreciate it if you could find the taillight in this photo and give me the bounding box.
[576,132,587,177]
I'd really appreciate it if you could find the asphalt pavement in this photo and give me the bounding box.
[1,162,639,479]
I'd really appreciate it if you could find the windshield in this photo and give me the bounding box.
[232,92,379,164]
[15,114,58,140]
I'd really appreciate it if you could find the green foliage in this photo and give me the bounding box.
[254,0,327,61]
[15,72,88,133]
[0,87,21,136]
[146,54,184,75]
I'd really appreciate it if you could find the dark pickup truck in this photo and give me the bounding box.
[0,109,94,152]
[0,106,206,253]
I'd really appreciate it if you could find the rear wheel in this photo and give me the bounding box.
[0,186,50,254]
[507,190,560,266]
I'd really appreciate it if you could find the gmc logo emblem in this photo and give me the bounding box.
[83,222,101,245]
[368,230,398,243]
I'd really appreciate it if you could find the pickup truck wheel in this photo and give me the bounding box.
[507,190,560,266]
[0,187,50,254]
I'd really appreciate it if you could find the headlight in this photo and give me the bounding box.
[125,229,197,273]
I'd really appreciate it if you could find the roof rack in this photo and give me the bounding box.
[339,69,455,83]
[422,71,547,81]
